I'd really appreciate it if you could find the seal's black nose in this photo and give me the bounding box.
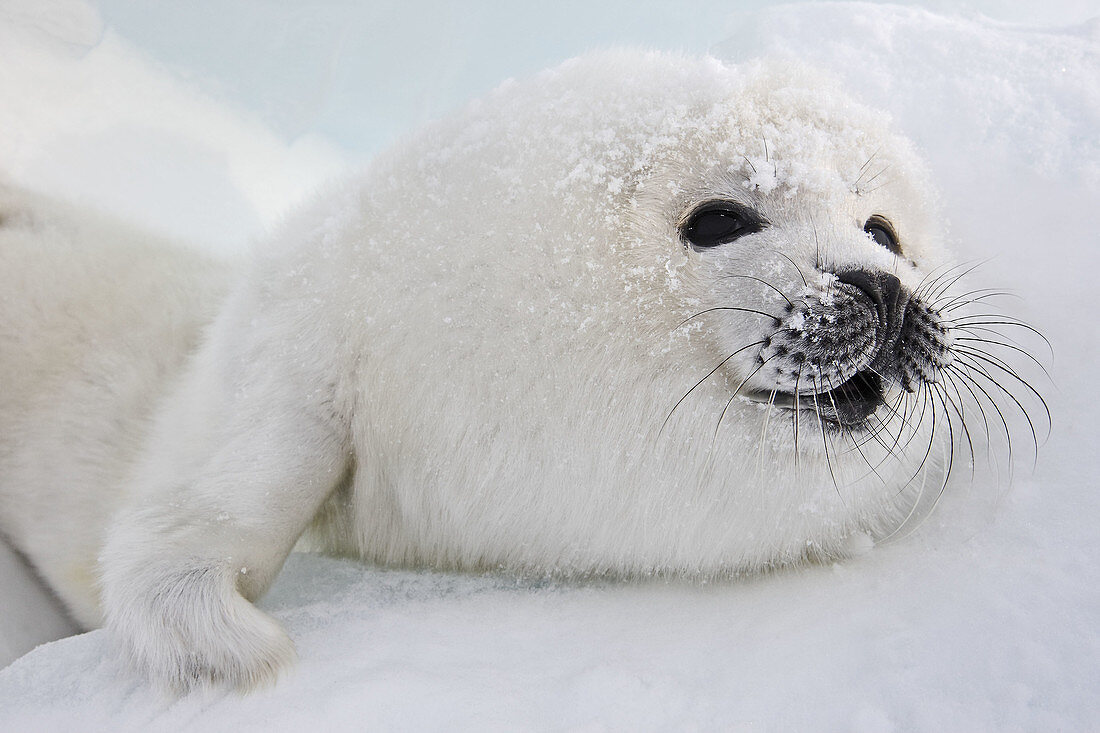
[835,270,909,344]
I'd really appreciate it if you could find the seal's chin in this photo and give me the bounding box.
[741,370,885,429]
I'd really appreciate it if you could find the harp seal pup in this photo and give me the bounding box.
[2,50,982,690]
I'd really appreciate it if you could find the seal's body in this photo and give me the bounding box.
[0,190,230,626]
[1,52,1017,691]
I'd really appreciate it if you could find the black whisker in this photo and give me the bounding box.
[953,336,1053,381]
[942,367,993,453]
[661,340,767,437]
[767,249,809,287]
[810,378,843,500]
[792,364,804,470]
[911,383,958,530]
[912,259,977,298]
[945,364,1013,465]
[936,371,978,480]
[946,316,1053,353]
[919,260,990,303]
[877,388,941,543]
[937,289,1020,312]
[676,306,779,330]
[713,355,775,444]
[756,388,780,478]
[953,355,1038,466]
[720,273,796,307]
[954,345,1051,437]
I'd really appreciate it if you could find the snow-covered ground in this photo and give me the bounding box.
[1,1,1098,730]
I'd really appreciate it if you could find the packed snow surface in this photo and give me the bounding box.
[1,1,1098,731]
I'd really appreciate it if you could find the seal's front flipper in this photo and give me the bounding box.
[99,287,352,693]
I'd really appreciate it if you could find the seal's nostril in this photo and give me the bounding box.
[835,269,911,352]
[835,269,902,310]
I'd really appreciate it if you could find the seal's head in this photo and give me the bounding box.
[645,80,958,440]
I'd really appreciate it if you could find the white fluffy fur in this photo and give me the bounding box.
[0,51,952,691]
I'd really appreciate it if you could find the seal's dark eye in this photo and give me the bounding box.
[864,215,901,255]
[682,203,764,250]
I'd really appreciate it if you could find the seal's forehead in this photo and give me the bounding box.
[529,53,911,197]
[400,50,930,228]
[662,76,907,199]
